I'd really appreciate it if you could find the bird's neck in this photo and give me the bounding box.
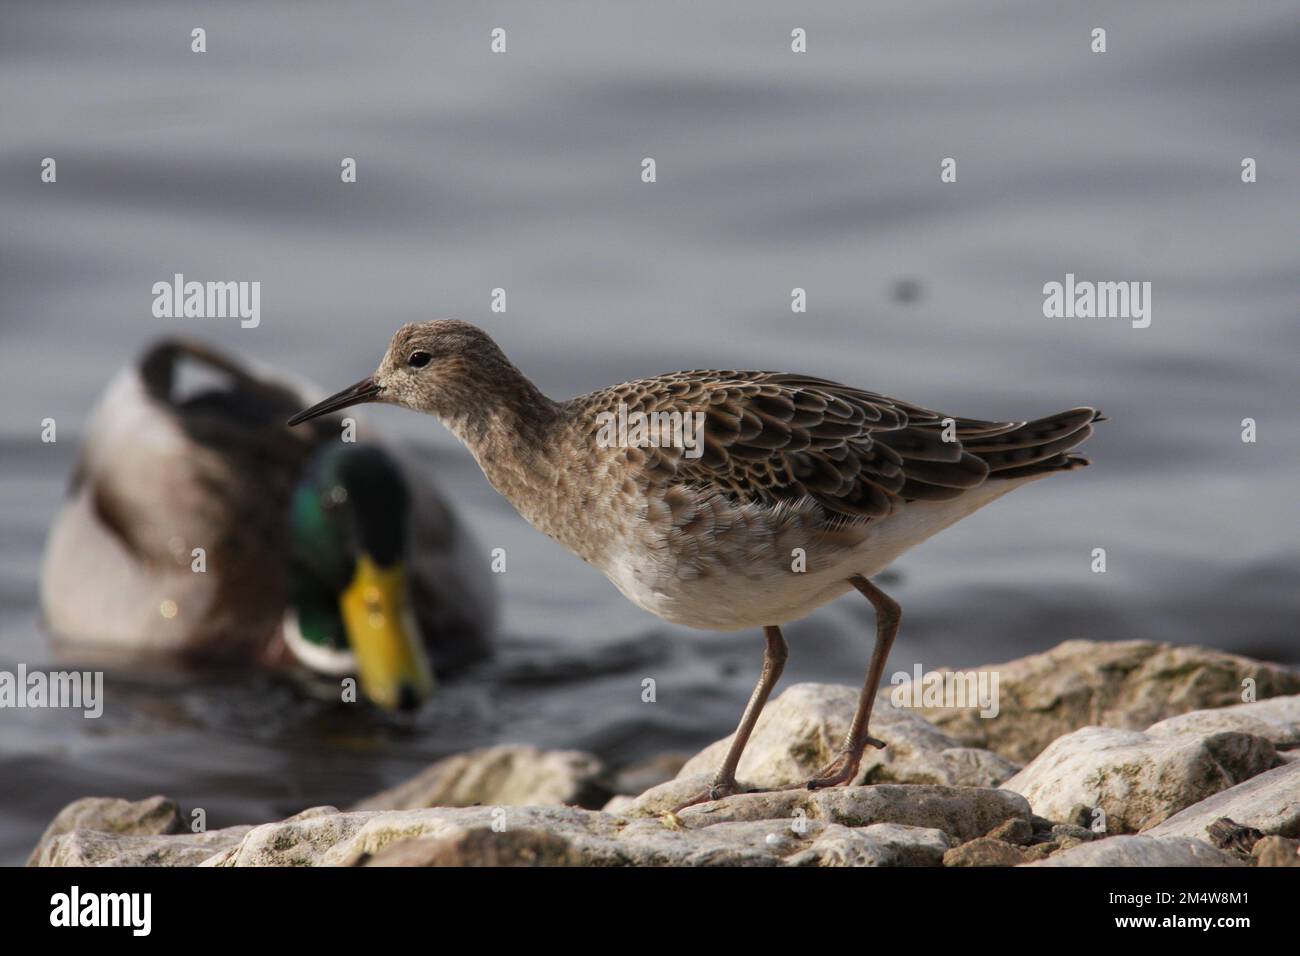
[441,372,568,509]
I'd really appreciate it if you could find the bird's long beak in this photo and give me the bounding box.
[339,555,435,711]
[287,378,381,426]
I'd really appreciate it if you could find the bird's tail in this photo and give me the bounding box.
[965,407,1104,481]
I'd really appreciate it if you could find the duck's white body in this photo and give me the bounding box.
[41,367,232,658]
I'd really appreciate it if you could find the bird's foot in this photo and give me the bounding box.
[671,777,747,814]
[799,733,887,791]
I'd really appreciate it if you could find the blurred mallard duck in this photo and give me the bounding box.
[40,339,494,710]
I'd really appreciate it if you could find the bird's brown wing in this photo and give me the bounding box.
[573,370,1040,522]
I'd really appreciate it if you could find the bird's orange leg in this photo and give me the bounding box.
[801,574,898,789]
[672,625,788,812]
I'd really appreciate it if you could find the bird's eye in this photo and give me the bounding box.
[408,351,433,369]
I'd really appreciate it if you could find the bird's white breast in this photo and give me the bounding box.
[596,479,1026,632]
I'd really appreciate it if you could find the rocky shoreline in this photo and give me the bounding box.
[28,640,1300,867]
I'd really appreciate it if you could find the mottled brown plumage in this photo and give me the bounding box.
[570,370,1098,522]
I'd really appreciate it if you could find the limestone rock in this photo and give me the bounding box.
[671,683,1019,792]
[209,803,958,868]
[986,816,1034,845]
[31,645,1297,868]
[352,745,608,811]
[1252,835,1300,867]
[1205,817,1264,854]
[31,825,252,867]
[1021,842,1057,862]
[632,782,1030,844]
[1003,726,1275,832]
[1051,823,1098,842]
[39,789,1016,867]
[1026,835,1244,867]
[363,827,584,866]
[1146,694,1300,748]
[205,806,389,866]
[943,837,1028,867]
[27,795,182,865]
[903,640,1300,763]
[785,823,950,867]
[607,753,691,797]
[1145,761,1300,841]
[600,795,638,814]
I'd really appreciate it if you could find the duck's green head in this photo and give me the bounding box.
[288,444,434,711]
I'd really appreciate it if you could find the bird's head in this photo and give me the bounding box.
[288,320,514,425]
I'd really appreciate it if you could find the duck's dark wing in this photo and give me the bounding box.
[88,340,326,566]
[140,339,337,445]
[394,444,496,674]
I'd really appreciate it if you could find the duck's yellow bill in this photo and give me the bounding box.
[339,555,434,711]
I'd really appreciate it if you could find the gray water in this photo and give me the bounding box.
[2,1,1298,865]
